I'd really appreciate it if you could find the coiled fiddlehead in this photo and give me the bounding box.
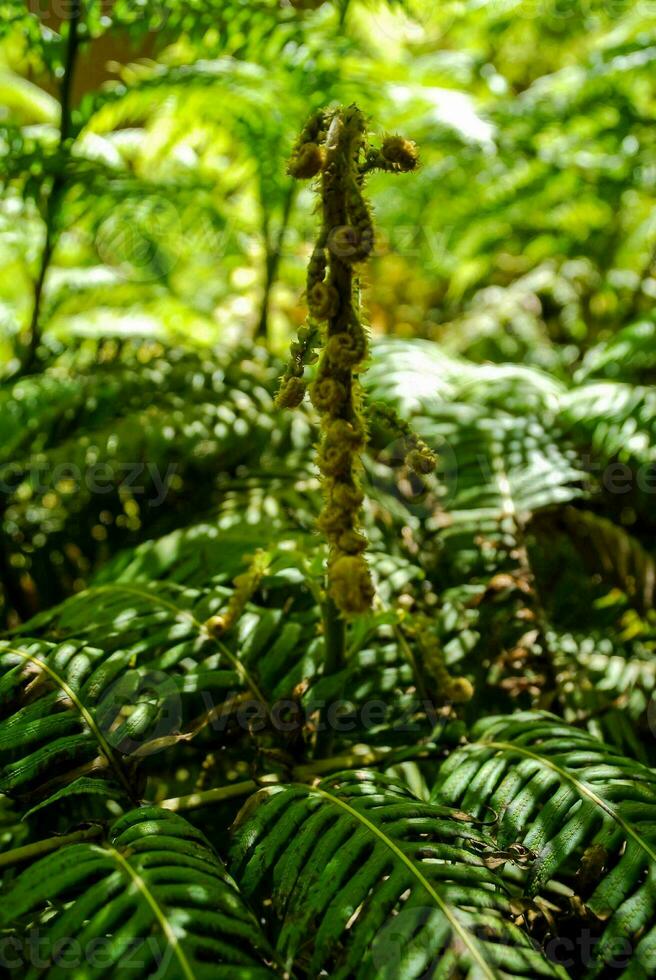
[279,105,420,618]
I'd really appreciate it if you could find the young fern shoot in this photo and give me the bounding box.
[278,105,432,621]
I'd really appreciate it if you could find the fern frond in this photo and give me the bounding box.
[0,572,323,809]
[426,410,584,550]
[561,381,656,467]
[577,318,656,384]
[367,339,584,566]
[303,640,425,747]
[0,342,284,619]
[433,712,656,978]
[0,806,278,978]
[230,769,566,979]
[0,636,139,805]
[562,506,656,612]
[543,627,656,762]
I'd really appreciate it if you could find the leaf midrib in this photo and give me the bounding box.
[2,645,134,801]
[485,740,656,865]
[92,583,268,707]
[305,783,501,980]
[99,842,195,980]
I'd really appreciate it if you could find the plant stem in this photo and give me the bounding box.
[493,455,559,702]
[21,0,81,373]
[0,824,102,870]
[58,1,81,147]
[294,744,385,780]
[338,0,352,28]
[394,624,430,703]
[316,595,346,757]
[322,595,346,678]
[159,746,389,813]
[255,182,295,340]
[160,779,257,813]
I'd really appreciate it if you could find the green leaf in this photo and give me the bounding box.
[0,806,279,978]
[433,712,656,978]
[230,769,567,979]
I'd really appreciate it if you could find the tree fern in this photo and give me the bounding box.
[433,713,656,978]
[561,506,656,612]
[3,11,656,976]
[560,381,656,469]
[0,341,284,620]
[0,558,328,812]
[367,337,656,751]
[230,769,567,979]
[0,806,278,978]
[577,318,656,385]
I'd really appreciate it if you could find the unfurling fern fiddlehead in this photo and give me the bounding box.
[278,105,421,619]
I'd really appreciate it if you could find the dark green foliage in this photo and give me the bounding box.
[0,341,284,622]
[231,769,567,979]
[434,714,656,979]
[0,806,278,978]
[1,329,655,976]
[1,328,655,974]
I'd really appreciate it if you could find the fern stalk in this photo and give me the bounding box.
[21,0,81,373]
[279,106,419,620]
[160,746,390,813]
[256,181,296,339]
[0,825,102,870]
[278,106,419,751]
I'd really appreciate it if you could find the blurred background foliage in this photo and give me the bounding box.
[2,0,655,368]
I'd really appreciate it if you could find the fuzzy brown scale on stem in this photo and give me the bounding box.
[280,105,417,619]
[312,107,373,614]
